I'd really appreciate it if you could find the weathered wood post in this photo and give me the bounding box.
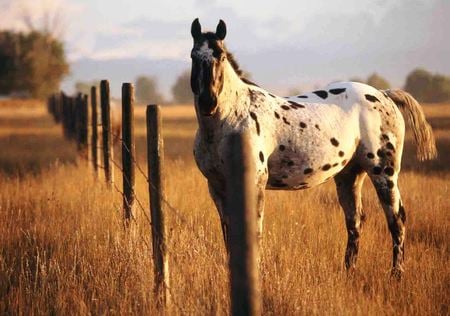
[61,92,69,138]
[121,83,135,223]
[226,132,261,316]
[76,93,82,146]
[100,80,114,187]
[146,104,170,307]
[77,94,89,159]
[54,93,62,123]
[90,86,99,175]
[70,95,77,140]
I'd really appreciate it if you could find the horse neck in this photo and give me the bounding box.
[218,61,249,112]
[197,61,249,134]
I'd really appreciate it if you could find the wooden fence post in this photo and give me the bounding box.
[77,94,89,159]
[146,104,170,307]
[121,83,135,223]
[70,96,77,140]
[226,132,261,316]
[61,92,69,139]
[55,93,62,123]
[90,86,99,175]
[100,80,114,188]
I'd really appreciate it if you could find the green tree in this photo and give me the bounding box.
[367,73,390,90]
[0,30,69,98]
[135,75,164,104]
[171,70,192,104]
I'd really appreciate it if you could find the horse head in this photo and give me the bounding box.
[190,18,228,116]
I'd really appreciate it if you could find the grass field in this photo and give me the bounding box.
[0,99,448,315]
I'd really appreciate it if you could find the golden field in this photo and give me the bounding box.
[0,99,448,315]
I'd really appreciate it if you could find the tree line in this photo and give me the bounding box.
[128,68,450,105]
[350,70,450,103]
[0,29,449,103]
[0,30,69,98]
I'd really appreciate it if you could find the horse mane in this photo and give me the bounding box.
[225,51,258,87]
[203,32,258,87]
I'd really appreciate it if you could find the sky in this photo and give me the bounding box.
[1,0,449,96]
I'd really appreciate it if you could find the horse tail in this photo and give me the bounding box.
[384,89,437,161]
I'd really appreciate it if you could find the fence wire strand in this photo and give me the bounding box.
[50,94,223,314]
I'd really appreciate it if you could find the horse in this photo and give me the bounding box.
[189,18,437,277]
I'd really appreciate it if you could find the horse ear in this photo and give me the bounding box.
[191,18,202,40]
[216,19,226,40]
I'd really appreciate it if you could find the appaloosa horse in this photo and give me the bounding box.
[190,18,437,277]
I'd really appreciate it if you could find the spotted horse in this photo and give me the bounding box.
[190,18,437,278]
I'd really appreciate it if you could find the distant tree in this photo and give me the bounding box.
[404,68,433,102]
[349,77,365,83]
[171,70,192,104]
[75,80,99,95]
[366,73,390,90]
[404,68,450,103]
[135,75,164,104]
[287,87,302,96]
[0,30,69,98]
[430,74,450,102]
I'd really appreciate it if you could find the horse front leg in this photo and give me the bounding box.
[207,181,230,253]
[255,182,266,246]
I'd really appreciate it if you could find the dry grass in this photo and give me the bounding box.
[0,100,449,315]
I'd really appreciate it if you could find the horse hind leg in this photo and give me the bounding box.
[334,164,367,270]
[368,172,406,278]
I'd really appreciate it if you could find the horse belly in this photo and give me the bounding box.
[266,141,351,190]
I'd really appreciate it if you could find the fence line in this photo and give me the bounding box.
[47,78,259,315]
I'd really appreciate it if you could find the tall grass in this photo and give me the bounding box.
[0,101,448,315]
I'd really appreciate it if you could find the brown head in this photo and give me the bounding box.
[190,18,228,116]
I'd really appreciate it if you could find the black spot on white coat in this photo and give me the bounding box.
[313,90,328,99]
[330,138,339,146]
[329,88,346,95]
[249,111,261,135]
[365,94,381,103]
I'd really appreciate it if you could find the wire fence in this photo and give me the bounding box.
[47,87,229,314]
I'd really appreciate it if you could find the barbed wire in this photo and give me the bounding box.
[49,97,224,313]
[118,137,221,253]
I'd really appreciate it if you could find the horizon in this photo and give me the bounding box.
[1,0,449,97]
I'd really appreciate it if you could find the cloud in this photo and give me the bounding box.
[61,0,449,96]
[0,0,83,38]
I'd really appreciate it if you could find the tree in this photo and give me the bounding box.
[0,30,69,98]
[75,80,99,95]
[171,70,193,104]
[135,76,164,104]
[404,68,450,103]
[349,77,365,83]
[404,68,433,102]
[367,73,390,90]
[430,74,450,102]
